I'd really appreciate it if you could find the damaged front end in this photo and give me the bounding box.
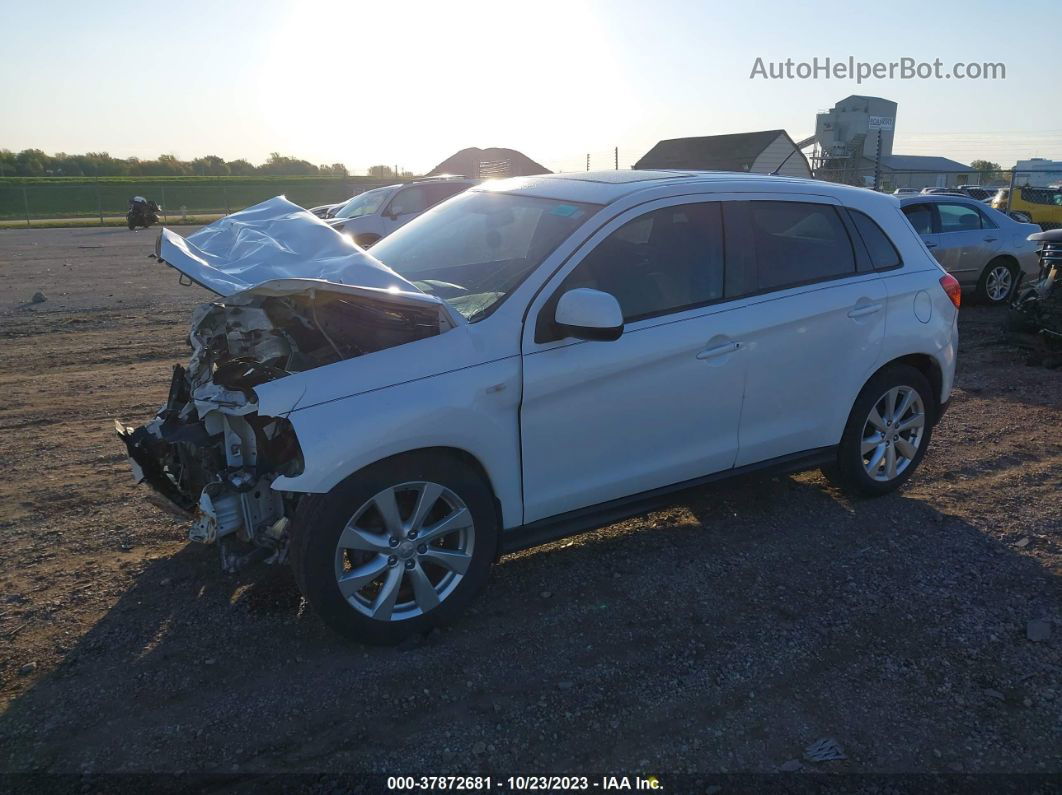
[116,362,300,570]
[117,197,456,570]
[118,280,454,571]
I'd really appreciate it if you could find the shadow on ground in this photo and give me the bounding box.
[1,472,1058,778]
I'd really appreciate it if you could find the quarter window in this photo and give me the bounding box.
[557,202,724,322]
[849,210,901,269]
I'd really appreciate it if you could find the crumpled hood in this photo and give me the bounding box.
[157,196,418,296]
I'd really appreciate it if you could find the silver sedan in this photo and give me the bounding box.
[900,196,1041,304]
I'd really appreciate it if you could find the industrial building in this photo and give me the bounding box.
[1013,158,1062,187]
[806,95,971,189]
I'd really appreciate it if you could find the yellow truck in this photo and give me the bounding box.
[993,186,1062,229]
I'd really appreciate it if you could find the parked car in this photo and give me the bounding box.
[892,188,921,197]
[920,187,965,196]
[900,195,1041,304]
[992,185,1062,230]
[308,202,343,219]
[956,185,996,203]
[327,176,479,248]
[123,173,959,643]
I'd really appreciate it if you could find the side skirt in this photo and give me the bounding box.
[500,446,837,555]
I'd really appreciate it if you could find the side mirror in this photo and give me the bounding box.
[554,288,624,342]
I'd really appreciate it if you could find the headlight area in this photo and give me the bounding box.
[116,363,304,572]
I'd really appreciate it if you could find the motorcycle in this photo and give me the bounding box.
[127,196,161,230]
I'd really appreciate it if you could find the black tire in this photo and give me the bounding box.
[823,364,935,498]
[354,234,380,249]
[127,217,136,231]
[976,258,1018,305]
[289,450,498,644]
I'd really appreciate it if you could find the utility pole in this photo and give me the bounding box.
[614,147,619,170]
[586,153,590,172]
[872,129,882,191]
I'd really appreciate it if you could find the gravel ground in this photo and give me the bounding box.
[0,226,1059,786]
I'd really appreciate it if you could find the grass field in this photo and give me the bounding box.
[0,175,398,224]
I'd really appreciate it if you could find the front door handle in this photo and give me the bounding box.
[924,241,938,249]
[847,302,883,319]
[697,341,741,360]
[984,236,998,242]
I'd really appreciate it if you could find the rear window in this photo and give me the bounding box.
[849,210,901,269]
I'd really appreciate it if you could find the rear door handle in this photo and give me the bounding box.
[847,302,883,319]
[924,241,938,249]
[697,341,741,360]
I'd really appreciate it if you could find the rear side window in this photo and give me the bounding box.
[849,209,901,269]
[937,202,983,233]
[902,203,934,235]
[728,201,856,294]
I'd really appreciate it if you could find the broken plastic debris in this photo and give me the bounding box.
[804,738,847,762]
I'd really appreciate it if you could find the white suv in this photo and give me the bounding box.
[326,176,479,248]
[125,171,959,643]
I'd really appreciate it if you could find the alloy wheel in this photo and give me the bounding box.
[334,481,475,621]
[861,386,926,482]
[985,265,1013,302]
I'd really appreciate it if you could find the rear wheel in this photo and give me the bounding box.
[290,451,498,644]
[976,258,1017,305]
[823,364,934,497]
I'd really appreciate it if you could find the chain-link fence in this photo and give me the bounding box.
[0,178,395,227]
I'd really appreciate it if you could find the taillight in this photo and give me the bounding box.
[939,273,961,309]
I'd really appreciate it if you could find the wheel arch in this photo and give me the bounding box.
[317,445,506,536]
[869,354,944,423]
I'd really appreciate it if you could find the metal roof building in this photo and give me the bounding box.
[633,130,812,178]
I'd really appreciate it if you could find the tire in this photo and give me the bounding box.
[289,451,498,644]
[354,234,380,249]
[976,258,1018,305]
[823,364,935,498]
[127,217,136,231]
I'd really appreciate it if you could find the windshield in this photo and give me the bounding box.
[369,191,601,320]
[334,187,394,219]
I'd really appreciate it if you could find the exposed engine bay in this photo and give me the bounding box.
[116,282,453,571]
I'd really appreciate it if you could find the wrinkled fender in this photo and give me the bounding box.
[270,356,524,529]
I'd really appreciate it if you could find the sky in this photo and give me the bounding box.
[2,0,1060,174]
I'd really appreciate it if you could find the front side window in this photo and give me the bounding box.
[741,201,856,292]
[388,185,430,217]
[902,203,935,235]
[422,181,471,206]
[369,191,600,321]
[556,202,725,322]
[333,187,391,220]
[937,202,983,233]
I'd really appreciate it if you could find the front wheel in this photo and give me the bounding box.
[289,451,498,644]
[823,364,934,497]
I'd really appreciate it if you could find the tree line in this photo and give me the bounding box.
[0,150,359,178]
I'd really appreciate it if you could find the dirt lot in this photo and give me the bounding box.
[0,226,1059,785]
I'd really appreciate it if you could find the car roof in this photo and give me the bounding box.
[898,194,987,205]
[476,169,892,207]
